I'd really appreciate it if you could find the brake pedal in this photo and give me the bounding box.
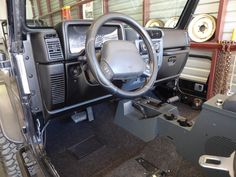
[71,111,87,123]
[71,106,94,123]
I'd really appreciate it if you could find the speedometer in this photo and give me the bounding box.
[68,25,119,54]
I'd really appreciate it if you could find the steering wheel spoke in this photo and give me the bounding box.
[100,60,114,80]
[142,62,152,77]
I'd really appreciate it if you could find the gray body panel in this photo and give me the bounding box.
[0,83,24,143]
[114,94,236,177]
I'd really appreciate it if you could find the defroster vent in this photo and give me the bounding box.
[45,38,64,61]
[50,73,65,105]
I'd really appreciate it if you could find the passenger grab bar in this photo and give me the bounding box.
[163,49,189,56]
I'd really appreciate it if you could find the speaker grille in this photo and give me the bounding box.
[45,38,63,61]
[205,136,236,156]
[50,73,65,105]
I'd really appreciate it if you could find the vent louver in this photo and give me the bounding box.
[50,73,65,105]
[45,38,64,61]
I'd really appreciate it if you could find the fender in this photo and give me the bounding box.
[0,82,24,143]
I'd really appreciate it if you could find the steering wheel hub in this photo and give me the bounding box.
[100,40,146,80]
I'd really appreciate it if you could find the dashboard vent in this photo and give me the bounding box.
[146,30,163,39]
[50,73,65,105]
[45,38,64,61]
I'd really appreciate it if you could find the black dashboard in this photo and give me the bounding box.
[30,20,189,119]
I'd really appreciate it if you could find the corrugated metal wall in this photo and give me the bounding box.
[40,0,48,16]
[31,0,39,18]
[93,0,103,19]
[109,0,143,25]
[181,49,212,84]
[223,0,236,40]
[149,0,187,25]
[51,0,61,25]
[223,0,236,92]
[31,0,102,25]
[194,0,219,18]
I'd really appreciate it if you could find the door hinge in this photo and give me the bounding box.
[0,60,11,69]
[0,52,11,71]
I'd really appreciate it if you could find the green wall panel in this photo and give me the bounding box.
[40,0,48,15]
[109,0,143,25]
[51,0,60,10]
[52,12,62,25]
[93,0,103,19]
[150,0,187,24]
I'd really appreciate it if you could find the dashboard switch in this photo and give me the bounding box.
[100,61,113,80]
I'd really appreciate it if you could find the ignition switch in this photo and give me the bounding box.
[70,65,82,79]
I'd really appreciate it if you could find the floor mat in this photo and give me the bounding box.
[45,101,145,177]
[68,135,104,160]
[105,137,207,177]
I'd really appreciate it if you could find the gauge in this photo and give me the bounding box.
[68,25,119,54]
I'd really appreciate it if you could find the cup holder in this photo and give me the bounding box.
[164,113,177,121]
[177,118,193,127]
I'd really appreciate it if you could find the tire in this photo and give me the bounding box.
[0,130,22,177]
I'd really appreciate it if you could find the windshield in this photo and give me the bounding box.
[27,0,188,28]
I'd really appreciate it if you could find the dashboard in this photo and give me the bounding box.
[31,19,189,119]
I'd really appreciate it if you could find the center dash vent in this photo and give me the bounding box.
[50,73,65,105]
[45,38,64,61]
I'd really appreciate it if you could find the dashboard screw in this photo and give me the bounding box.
[25,56,29,60]
[22,126,27,134]
[31,90,36,96]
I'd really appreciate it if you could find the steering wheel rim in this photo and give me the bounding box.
[86,12,158,98]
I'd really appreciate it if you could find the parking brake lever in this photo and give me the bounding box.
[132,101,148,119]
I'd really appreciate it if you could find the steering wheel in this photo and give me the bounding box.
[86,13,158,98]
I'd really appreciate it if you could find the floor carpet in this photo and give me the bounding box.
[45,101,145,177]
[45,101,206,177]
[106,137,207,177]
